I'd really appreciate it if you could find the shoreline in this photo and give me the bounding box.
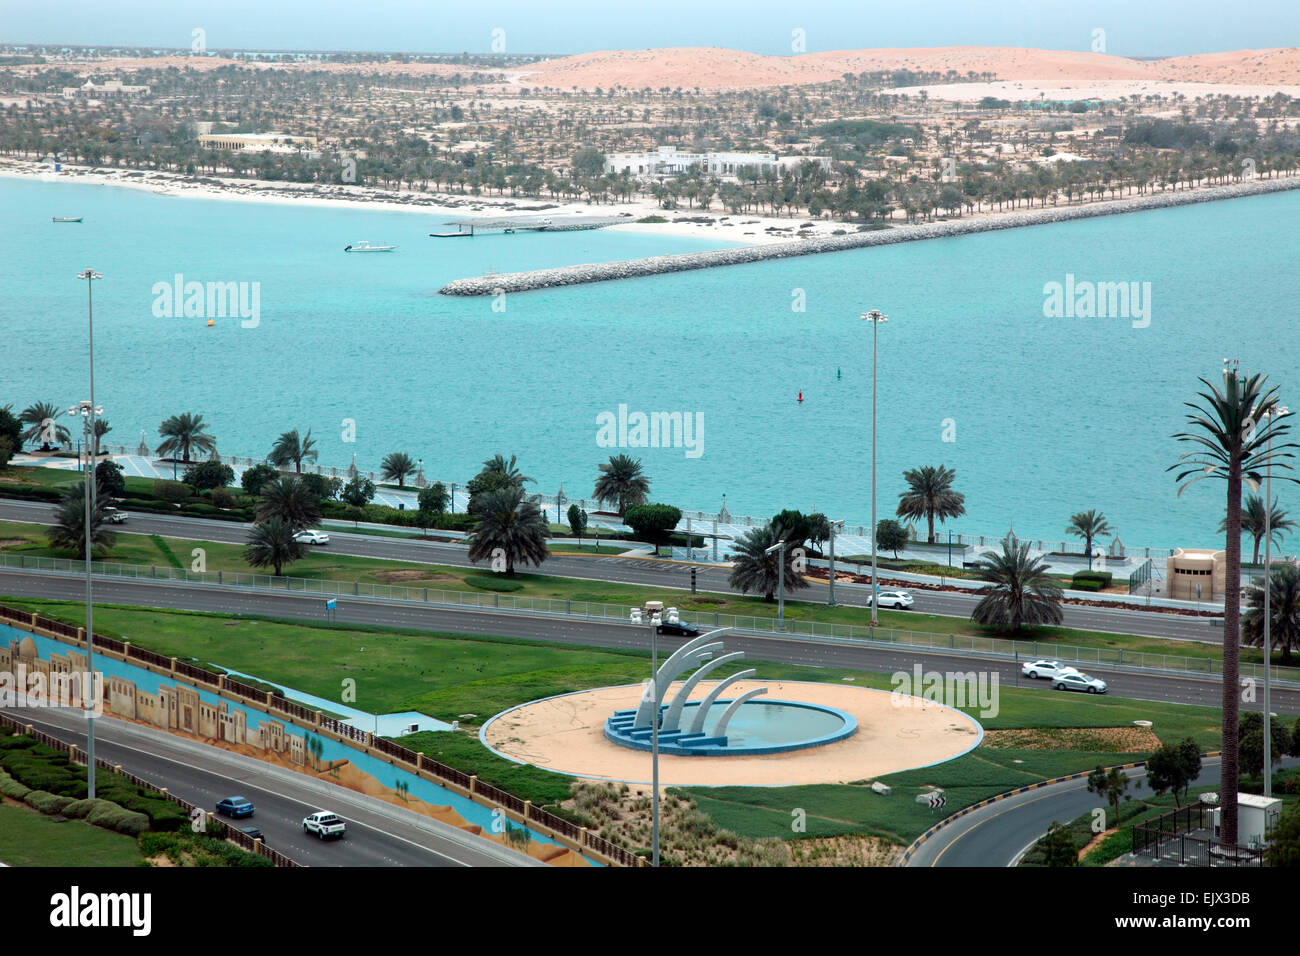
[438,174,1300,295]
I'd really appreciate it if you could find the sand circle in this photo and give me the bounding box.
[480,680,984,787]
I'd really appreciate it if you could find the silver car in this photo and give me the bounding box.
[1053,671,1108,694]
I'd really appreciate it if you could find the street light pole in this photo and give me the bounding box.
[649,614,659,867]
[77,267,102,798]
[862,310,888,627]
[827,519,843,607]
[765,540,788,629]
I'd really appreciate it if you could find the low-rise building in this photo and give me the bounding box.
[197,132,318,152]
[604,145,830,180]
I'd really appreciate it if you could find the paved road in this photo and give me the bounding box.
[909,756,1298,867]
[0,707,541,867]
[2,567,1296,715]
[0,499,1229,643]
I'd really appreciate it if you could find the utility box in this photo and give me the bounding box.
[1210,793,1283,847]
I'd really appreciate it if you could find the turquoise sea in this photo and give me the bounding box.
[3,176,1298,550]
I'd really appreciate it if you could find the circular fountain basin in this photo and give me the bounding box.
[604,698,857,756]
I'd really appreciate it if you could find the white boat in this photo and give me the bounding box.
[344,241,396,252]
[52,216,83,223]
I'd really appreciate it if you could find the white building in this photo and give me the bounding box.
[197,132,319,153]
[62,78,150,98]
[604,145,830,180]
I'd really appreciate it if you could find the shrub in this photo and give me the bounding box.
[0,769,31,800]
[1070,579,1103,592]
[299,472,342,501]
[86,802,149,836]
[210,487,235,509]
[155,480,190,504]
[24,790,74,814]
[241,463,279,496]
[62,797,118,820]
[183,460,235,492]
[138,832,178,857]
[1073,570,1113,587]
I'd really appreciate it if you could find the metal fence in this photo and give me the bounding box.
[1131,803,1265,867]
[5,552,1297,687]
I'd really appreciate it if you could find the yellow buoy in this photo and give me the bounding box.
[207,319,214,327]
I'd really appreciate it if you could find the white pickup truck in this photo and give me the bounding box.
[302,811,346,839]
[103,506,129,524]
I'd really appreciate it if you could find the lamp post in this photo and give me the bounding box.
[765,539,787,629]
[862,310,888,626]
[648,611,660,867]
[75,266,102,798]
[827,519,844,607]
[450,482,457,514]
[556,483,566,525]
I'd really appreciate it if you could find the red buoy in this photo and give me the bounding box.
[798,391,803,403]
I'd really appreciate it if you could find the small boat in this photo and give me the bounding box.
[344,241,396,252]
[52,216,83,223]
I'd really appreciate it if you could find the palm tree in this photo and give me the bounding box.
[155,413,216,463]
[728,523,810,602]
[1170,369,1297,845]
[254,475,321,531]
[969,538,1064,630]
[243,518,305,576]
[1242,566,1300,665]
[1066,509,1113,569]
[896,465,966,543]
[466,486,549,576]
[91,418,110,458]
[592,454,650,516]
[20,401,70,451]
[268,428,317,473]
[478,453,533,488]
[47,489,117,558]
[1219,494,1296,566]
[380,452,416,487]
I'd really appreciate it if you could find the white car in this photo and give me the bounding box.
[293,530,330,545]
[302,811,346,839]
[872,590,914,610]
[102,507,129,524]
[1020,659,1081,680]
[1053,672,1108,694]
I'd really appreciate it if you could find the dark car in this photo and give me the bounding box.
[237,824,264,840]
[656,621,702,637]
[215,796,255,818]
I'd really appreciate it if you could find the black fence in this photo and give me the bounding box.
[1132,803,1265,867]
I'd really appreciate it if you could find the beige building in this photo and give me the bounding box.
[62,79,149,98]
[1166,548,1227,601]
[198,132,318,152]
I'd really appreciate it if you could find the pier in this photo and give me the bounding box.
[430,214,624,238]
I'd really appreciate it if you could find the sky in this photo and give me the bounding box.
[2,0,1298,56]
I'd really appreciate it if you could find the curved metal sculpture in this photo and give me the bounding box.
[632,632,724,729]
[660,652,745,732]
[712,687,768,738]
[688,668,756,735]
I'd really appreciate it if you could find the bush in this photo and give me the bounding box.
[24,790,74,814]
[86,801,150,836]
[183,460,235,492]
[464,575,525,592]
[62,797,118,820]
[155,480,190,504]
[1070,579,1103,592]
[0,768,31,800]
[96,460,126,499]
[299,473,342,501]
[1073,570,1113,587]
[241,463,279,496]
[210,487,235,509]
[138,831,178,857]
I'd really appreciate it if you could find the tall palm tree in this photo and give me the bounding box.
[380,451,416,487]
[91,418,111,458]
[896,464,966,543]
[255,475,321,531]
[1066,509,1113,569]
[243,518,305,577]
[47,489,117,559]
[969,538,1064,630]
[20,401,70,451]
[268,428,317,473]
[477,453,533,488]
[1242,566,1300,665]
[466,486,549,576]
[728,523,810,602]
[1219,494,1296,566]
[592,454,650,516]
[155,413,216,463]
[1170,369,1296,845]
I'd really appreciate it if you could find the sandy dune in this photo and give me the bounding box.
[514,45,1300,91]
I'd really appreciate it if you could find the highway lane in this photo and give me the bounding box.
[1,707,542,867]
[2,567,1297,714]
[910,757,1298,867]
[0,498,1226,642]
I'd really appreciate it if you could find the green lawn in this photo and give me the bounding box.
[0,803,144,866]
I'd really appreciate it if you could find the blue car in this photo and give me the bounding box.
[216,796,255,818]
